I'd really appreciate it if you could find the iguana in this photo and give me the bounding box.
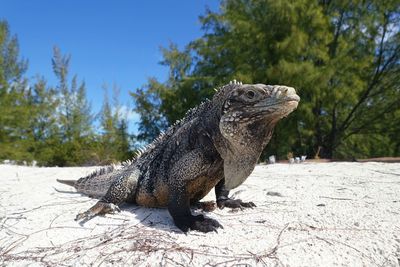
[57,81,300,233]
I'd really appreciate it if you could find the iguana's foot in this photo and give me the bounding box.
[75,201,121,221]
[175,214,223,233]
[192,215,223,233]
[217,198,256,209]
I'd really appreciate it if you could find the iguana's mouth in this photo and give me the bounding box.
[284,94,300,102]
[252,94,300,109]
[284,95,300,109]
[239,94,300,119]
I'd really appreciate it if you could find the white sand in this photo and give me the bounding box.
[0,162,399,266]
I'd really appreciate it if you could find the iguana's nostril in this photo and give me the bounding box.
[282,86,297,96]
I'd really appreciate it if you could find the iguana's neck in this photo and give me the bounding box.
[212,113,277,189]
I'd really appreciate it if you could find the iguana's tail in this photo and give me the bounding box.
[56,179,76,187]
[57,165,120,198]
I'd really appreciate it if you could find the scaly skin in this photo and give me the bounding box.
[57,81,300,233]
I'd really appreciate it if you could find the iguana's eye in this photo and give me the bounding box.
[246,90,255,99]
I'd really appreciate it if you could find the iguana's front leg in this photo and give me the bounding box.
[168,150,223,233]
[215,178,256,209]
[168,186,222,233]
[75,174,137,221]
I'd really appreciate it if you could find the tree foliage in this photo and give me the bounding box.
[0,20,30,161]
[0,21,135,166]
[132,0,400,160]
[49,46,97,166]
[97,84,133,164]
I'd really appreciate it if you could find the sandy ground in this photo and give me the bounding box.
[0,162,399,266]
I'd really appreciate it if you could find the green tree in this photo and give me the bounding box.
[29,77,62,165]
[307,0,400,158]
[0,20,133,166]
[51,46,95,166]
[115,117,132,161]
[97,84,133,163]
[131,78,169,142]
[0,20,31,162]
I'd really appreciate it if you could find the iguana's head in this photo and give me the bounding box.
[214,81,300,189]
[219,82,300,141]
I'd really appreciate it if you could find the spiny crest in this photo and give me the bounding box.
[82,164,117,180]
[220,79,243,92]
[121,159,133,167]
[213,79,244,98]
[135,147,146,158]
[132,100,211,160]
[133,140,159,158]
[213,79,242,92]
[229,79,243,85]
[81,158,134,181]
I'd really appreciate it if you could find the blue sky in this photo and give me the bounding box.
[1,0,219,133]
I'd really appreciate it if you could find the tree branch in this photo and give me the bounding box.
[338,14,390,133]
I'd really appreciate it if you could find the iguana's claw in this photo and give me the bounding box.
[75,201,121,221]
[175,214,223,233]
[191,215,223,233]
[217,198,256,210]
